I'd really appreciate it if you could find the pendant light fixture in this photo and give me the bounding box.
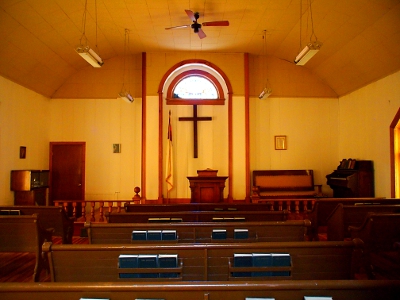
[118,29,134,103]
[259,30,272,99]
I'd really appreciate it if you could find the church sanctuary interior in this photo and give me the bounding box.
[1,0,400,299]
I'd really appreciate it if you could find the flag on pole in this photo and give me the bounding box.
[165,110,174,192]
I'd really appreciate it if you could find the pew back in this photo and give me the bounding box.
[85,220,311,244]
[0,205,74,243]
[0,215,46,281]
[306,197,396,240]
[43,239,362,282]
[107,210,288,223]
[326,204,400,241]
[1,280,400,300]
[125,203,273,212]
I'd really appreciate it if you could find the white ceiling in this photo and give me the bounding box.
[0,0,399,98]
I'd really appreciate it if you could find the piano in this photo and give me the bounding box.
[326,159,374,198]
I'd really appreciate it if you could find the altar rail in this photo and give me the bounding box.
[54,200,139,222]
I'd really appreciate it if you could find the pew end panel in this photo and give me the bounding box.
[0,214,50,282]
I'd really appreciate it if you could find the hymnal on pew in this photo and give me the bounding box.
[233,253,252,277]
[158,254,178,278]
[252,253,272,277]
[161,230,177,240]
[147,230,162,240]
[234,228,249,239]
[138,254,158,278]
[132,230,147,241]
[271,253,291,276]
[212,229,227,239]
[118,254,139,278]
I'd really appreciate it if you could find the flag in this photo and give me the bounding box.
[165,110,174,192]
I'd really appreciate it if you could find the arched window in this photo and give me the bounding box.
[166,69,225,105]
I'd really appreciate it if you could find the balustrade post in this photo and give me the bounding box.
[90,202,95,222]
[99,202,104,222]
[81,202,86,222]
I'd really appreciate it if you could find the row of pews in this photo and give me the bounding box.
[1,199,400,299]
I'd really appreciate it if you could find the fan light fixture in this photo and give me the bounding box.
[294,0,321,66]
[118,29,134,103]
[76,46,103,68]
[76,0,103,67]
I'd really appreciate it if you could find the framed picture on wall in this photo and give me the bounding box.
[19,146,26,159]
[113,144,121,153]
[275,136,287,150]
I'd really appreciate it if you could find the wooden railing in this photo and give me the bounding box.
[54,199,140,222]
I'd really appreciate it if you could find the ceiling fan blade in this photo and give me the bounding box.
[202,21,229,27]
[197,28,206,39]
[165,25,190,30]
[185,10,196,22]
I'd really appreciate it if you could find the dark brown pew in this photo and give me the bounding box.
[107,210,288,223]
[349,213,400,279]
[1,280,400,300]
[306,197,398,240]
[326,203,400,241]
[85,220,311,244]
[43,239,362,282]
[0,215,50,282]
[0,205,74,244]
[125,202,274,212]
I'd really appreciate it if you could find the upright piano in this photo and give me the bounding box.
[326,159,374,197]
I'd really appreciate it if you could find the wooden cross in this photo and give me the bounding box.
[179,105,212,158]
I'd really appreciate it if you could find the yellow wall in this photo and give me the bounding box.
[0,77,50,205]
[338,71,400,197]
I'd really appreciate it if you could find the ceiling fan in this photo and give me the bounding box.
[166,10,229,39]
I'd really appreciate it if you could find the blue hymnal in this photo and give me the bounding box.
[118,254,138,278]
[138,254,158,278]
[161,230,177,240]
[147,230,162,240]
[212,229,227,240]
[234,228,249,239]
[132,230,147,241]
[271,253,291,276]
[233,253,252,277]
[303,297,333,300]
[252,253,272,277]
[158,254,178,278]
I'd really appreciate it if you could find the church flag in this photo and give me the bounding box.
[165,110,174,192]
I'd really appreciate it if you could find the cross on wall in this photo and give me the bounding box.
[178,105,212,158]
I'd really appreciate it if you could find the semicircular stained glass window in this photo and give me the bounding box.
[173,76,218,99]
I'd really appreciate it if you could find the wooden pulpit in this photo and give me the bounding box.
[187,169,228,203]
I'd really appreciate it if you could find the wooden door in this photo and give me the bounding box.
[49,142,85,206]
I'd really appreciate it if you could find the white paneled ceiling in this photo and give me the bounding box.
[0,0,399,98]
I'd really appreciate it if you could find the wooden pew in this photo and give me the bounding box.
[1,280,400,300]
[85,220,311,244]
[43,239,362,282]
[0,205,74,244]
[326,203,400,241]
[306,197,398,240]
[107,210,288,223]
[0,215,50,282]
[349,213,400,279]
[124,202,273,212]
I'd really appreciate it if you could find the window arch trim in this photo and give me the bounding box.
[166,69,225,105]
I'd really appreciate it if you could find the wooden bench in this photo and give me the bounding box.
[349,213,400,279]
[306,197,394,240]
[326,203,400,241]
[0,206,74,244]
[251,170,322,212]
[0,214,50,282]
[125,202,273,212]
[43,239,362,282]
[85,220,311,244]
[1,280,400,300]
[107,210,288,223]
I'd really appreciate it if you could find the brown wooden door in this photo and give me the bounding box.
[49,142,85,205]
